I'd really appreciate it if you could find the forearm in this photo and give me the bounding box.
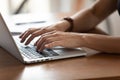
[82,34,120,53]
[71,9,99,32]
[71,0,117,32]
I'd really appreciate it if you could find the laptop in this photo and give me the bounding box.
[0,13,87,64]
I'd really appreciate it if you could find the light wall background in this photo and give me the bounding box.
[109,11,120,36]
[0,0,9,14]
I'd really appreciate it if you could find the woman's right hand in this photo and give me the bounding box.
[19,20,70,45]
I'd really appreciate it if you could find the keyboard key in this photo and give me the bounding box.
[44,49,59,56]
[14,37,59,59]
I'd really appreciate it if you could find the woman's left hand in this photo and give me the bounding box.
[35,31,85,51]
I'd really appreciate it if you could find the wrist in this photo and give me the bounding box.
[62,17,74,32]
[62,20,71,31]
[56,20,71,32]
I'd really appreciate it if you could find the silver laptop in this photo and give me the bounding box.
[0,13,87,64]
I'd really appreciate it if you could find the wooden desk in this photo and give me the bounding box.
[0,47,120,80]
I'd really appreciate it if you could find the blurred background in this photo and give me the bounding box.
[0,0,120,36]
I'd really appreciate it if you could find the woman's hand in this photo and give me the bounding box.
[19,20,71,45]
[34,31,85,51]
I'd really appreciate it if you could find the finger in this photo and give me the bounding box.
[36,38,52,51]
[24,30,42,45]
[35,28,48,35]
[25,33,37,45]
[37,36,64,51]
[34,30,57,46]
[45,41,64,49]
[20,30,31,43]
[36,34,57,48]
[39,30,57,37]
[20,28,39,43]
[34,38,41,46]
[19,31,27,38]
[25,29,56,45]
[36,37,50,51]
[37,32,61,52]
[38,42,47,52]
[20,28,38,38]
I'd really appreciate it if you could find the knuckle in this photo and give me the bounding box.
[27,28,36,33]
[40,34,44,37]
[54,32,59,36]
[27,30,32,34]
[28,28,33,31]
[45,38,51,43]
[42,28,47,32]
[47,44,51,48]
[40,34,44,38]
[40,36,46,40]
[31,33,36,37]
[40,36,43,39]
[41,28,48,33]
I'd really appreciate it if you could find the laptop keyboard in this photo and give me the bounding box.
[14,37,59,59]
[19,45,43,59]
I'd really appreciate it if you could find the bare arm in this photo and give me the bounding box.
[71,0,117,32]
[67,0,119,53]
[20,0,119,53]
[82,34,120,53]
